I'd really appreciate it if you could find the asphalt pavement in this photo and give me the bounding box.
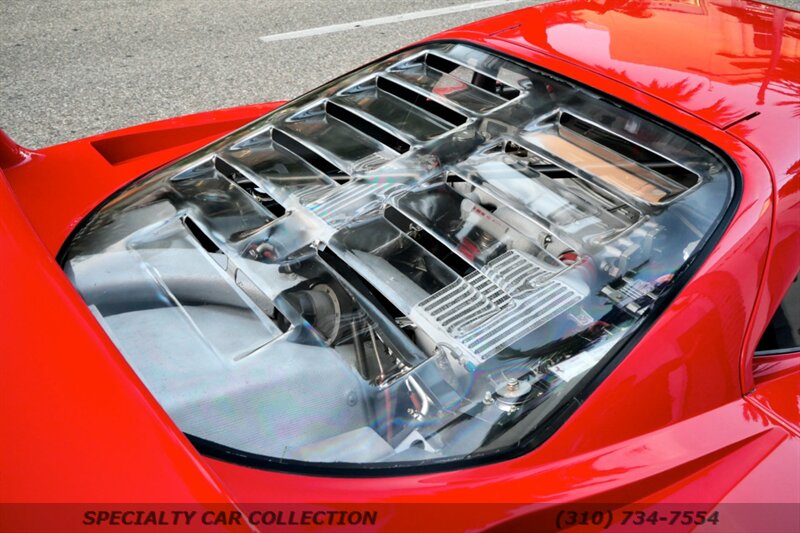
[1,0,546,148]
[2,0,798,148]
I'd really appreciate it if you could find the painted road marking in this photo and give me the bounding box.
[259,0,530,43]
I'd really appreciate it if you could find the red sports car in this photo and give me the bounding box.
[2,0,798,531]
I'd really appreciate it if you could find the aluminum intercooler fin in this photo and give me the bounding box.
[412,250,585,364]
[308,181,407,227]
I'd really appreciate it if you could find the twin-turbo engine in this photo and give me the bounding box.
[63,43,733,468]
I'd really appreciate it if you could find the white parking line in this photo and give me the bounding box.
[259,0,530,43]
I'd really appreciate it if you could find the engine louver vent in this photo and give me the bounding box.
[64,42,732,467]
[84,42,706,372]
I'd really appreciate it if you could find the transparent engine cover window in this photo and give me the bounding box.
[64,43,734,469]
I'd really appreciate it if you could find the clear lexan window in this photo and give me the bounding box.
[64,43,734,470]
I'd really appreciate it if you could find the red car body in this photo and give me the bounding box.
[1,0,798,531]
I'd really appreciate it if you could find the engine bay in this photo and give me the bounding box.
[63,43,733,467]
